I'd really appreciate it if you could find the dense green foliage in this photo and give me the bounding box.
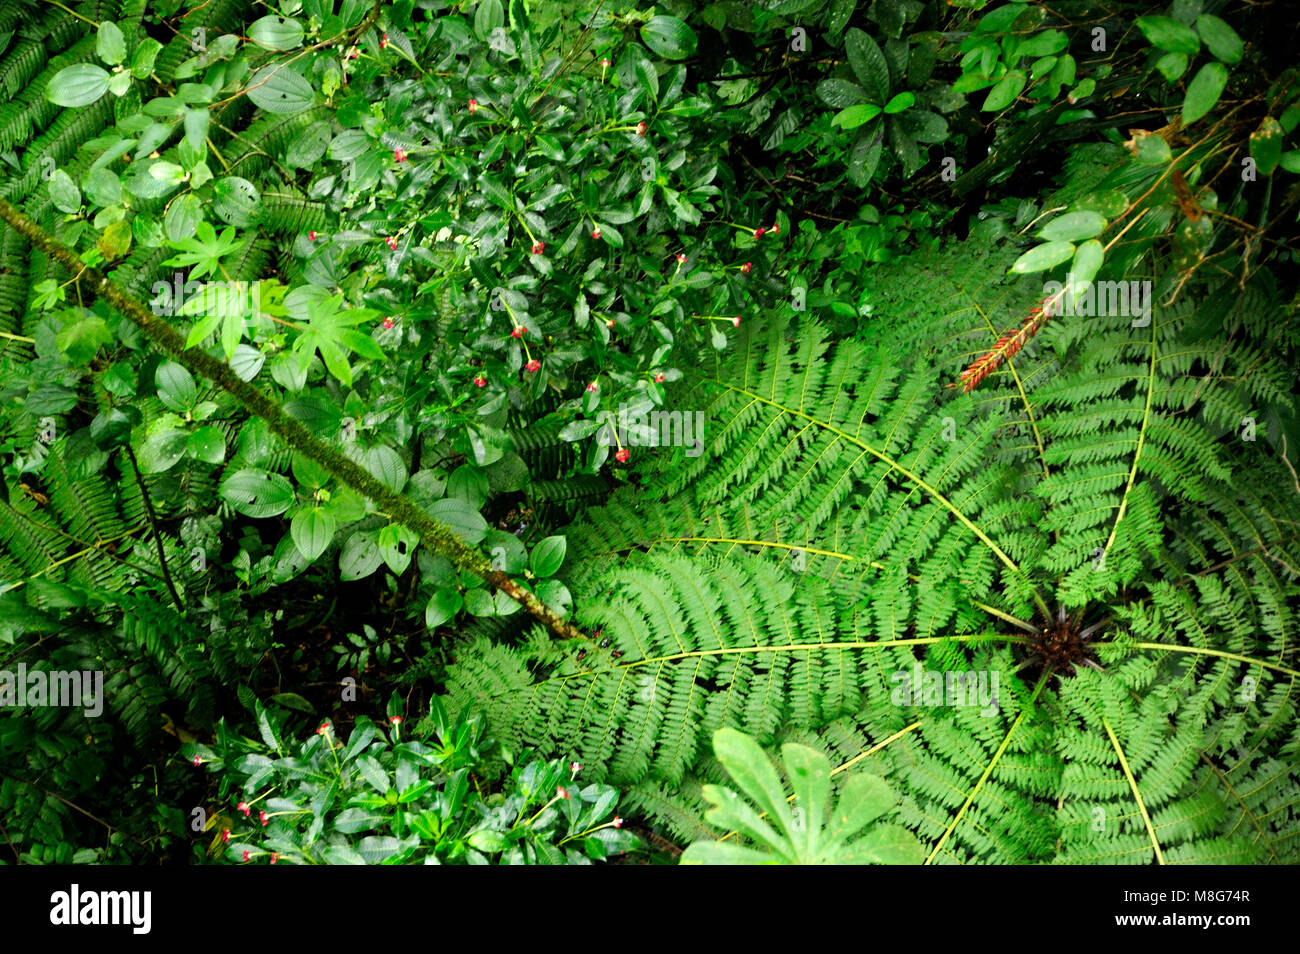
[0,0,1296,865]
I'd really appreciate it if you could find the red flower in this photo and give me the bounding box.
[770,224,780,235]
[676,253,686,264]
[382,316,395,330]
[259,810,269,826]
[732,316,742,327]
[468,98,478,113]
[193,755,201,767]
[237,801,251,817]
[380,34,389,50]
[586,381,598,392]
[525,359,541,373]
[740,262,752,274]
[571,761,582,773]
[613,816,623,829]
[591,227,602,240]
[308,230,317,241]
[393,148,407,162]
[317,722,330,735]
[754,227,766,240]
[636,121,647,137]
[389,715,403,724]
[615,448,630,463]
[221,829,230,843]
[558,786,570,800]
[601,58,611,68]
[473,376,487,387]
[654,373,665,383]
[531,241,545,254]
[270,852,279,864]
[242,850,250,862]
[605,318,615,329]
[386,236,398,250]
[510,326,523,338]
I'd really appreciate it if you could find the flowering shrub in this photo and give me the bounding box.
[187,697,637,865]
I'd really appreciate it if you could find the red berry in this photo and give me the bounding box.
[532,241,545,254]
[394,148,407,162]
[382,316,395,330]
[636,121,647,137]
[615,448,630,463]
[591,228,602,239]
[733,316,742,327]
[473,376,487,387]
[740,262,752,274]
[308,230,317,242]
[468,99,478,113]
[586,381,598,392]
[525,359,541,373]
[654,372,665,383]
[754,227,766,240]
[221,829,230,843]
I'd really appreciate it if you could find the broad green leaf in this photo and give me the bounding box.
[186,426,225,464]
[220,469,296,518]
[640,16,697,59]
[529,535,566,578]
[832,103,882,129]
[711,727,794,836]
[48,170,81,214]
[246,64,316,115]
[1009,240,1076,274]
[1195,14,1243,64]
[1250,117,1283,175]
[1181,61,1228,125]
[1135,15,1200,55]
[155,361,197,412]
[882,91,914,114]
[1039,211,1106,242]
[845,28,890,102]
[97,21,126,65]
[291,507,335,561]
[982,70,1026,111]
[425,588,463,629]
[249,14,304,50]
[46,64,110,107]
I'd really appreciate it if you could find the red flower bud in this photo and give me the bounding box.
[270,852,279,864]
[386,236,398,250]
[615,448,630,463]
[237,801,251,817]
[591,228,602,240]
[511,326,523,338]
[605,319,615,329]
[317,722,330,735]
[740,261,752,274]
[473,376,487,387]
[525,359,541,373]
[259,810,268,826]
[676,253,686,264]
[571,761,582,773]
[242,850,250,862]
[601,58,611,68]
[531,241,545,254]
[636,121,647,137]
[733,316,742,327]
[193,755,201,766]
[468,98,478,113]
[586,381,598,392]
[393,148,407,162]
[308,230,317,241]
[654,373,665,383]
[754,227,766,240]
[389,715,403,724]
[770,224,780,235]
[221,829,230,843]
[380,34,388,50]
[558,786,570,800]
[613,816,623,829]
[382,316,395,330]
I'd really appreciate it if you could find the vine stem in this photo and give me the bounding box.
[0,197,590,644]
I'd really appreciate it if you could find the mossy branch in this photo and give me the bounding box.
[0,197,589,643]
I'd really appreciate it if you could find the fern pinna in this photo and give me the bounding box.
[444,236,1300,865]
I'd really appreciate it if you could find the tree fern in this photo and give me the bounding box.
[444,235,1300,864]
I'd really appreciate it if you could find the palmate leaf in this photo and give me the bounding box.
[446,234,1300,865]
